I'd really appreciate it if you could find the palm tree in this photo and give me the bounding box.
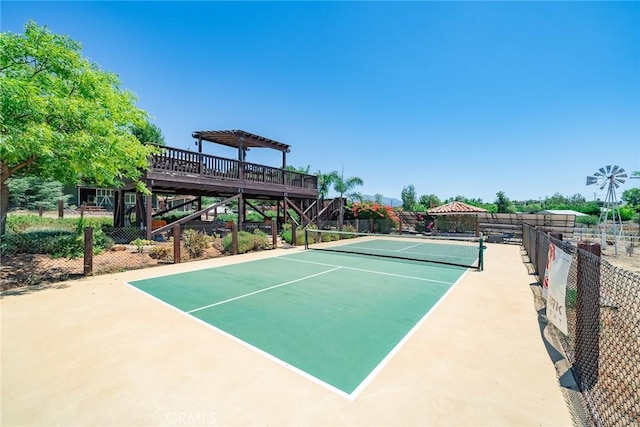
[316,170,336,206]
[331,170,364,229]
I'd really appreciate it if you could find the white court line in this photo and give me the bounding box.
[124,281,353,400]
[395,242,425,252]
[280,256,454,285]
[349,268,471,399]
[186,266,343,314]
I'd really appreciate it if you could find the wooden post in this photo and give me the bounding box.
[238,193,244,231]
[146,194,153,240]
[58,199,64,218]
[231,223,238,255]
[271,218,278,248]
[83,227,93,275]
[355,218,359,233]
[369,218,374,233]
[292,223,297,246]
[576,241,600,390]
[283,197,288,226]
[38,205,44,217]
[173,224,181,263]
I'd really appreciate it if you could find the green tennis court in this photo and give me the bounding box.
[128,248,474,398]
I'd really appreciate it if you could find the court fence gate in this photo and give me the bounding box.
[522,223,639,427]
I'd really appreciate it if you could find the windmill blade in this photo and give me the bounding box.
[618,168,626,174]
[610,165,620,174]
[615,178,626,185]
[617,173,628,180]
[586,176,599,185]
[600,181,608,190]
[613,181,620,188]
[606,165,612,174]
[597,167,606,176]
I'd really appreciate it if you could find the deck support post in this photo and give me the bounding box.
[145,194,153,240]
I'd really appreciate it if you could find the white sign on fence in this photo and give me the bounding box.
[543,242,572,335]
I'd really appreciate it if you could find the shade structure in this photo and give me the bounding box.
[427,201,488,215]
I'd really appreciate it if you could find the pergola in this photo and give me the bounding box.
[192,130,290,168]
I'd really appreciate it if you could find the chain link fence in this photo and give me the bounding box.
[1,221,278,291]
[523,223,640,426]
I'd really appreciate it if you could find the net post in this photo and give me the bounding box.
[478,233,484,271]
[304,228,308,250]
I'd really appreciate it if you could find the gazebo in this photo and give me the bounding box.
[426,201,488,236]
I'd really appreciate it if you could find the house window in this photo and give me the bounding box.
[125,193,136,206]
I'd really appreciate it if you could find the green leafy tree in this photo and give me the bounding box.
[331,170,363,229]
[132,121,165,145]
[8,176,70,210]
[401,185,417,211]
[374,193,384,204]
[0,21,156,235]
[495,191,516,213]
[622,187,640,207]
[418,194,441,209]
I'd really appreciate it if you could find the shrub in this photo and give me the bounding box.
[6,214,111,233]
[1,226,112,258]
[222,231,269,254]
[349,202,400,227]
[211,238,224,253]
[130,238,152,253]
[182,229,209,258]
[148,245,171,260]
[575,215,599,227]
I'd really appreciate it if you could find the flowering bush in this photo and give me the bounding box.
[349,202,400,227]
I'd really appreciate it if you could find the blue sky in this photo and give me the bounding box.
[2,1,639,203]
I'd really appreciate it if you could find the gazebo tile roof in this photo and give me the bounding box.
[427,201,488,214]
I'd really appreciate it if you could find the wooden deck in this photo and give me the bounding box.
[141,146,318,199]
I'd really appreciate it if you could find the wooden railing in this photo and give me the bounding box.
[150,146,317,190]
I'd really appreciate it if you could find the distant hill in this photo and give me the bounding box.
[362,195,402,207]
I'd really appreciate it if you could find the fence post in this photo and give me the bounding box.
[291,223,297,246]
[271,218,277,248]
[576,241,601,390]
[369,218,374,233]
[58,199,64,218]
[355,219,359,232]
[231,223,238,255]
[38,205,44,217]
[173,224,181,264]
[83,227,93,275]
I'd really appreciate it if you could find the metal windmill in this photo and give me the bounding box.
[586,165,627,250]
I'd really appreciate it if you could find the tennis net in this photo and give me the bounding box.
[305,229,484,270]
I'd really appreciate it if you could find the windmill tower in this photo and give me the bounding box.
[586,165,627,251]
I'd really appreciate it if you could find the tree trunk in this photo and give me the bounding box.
[0,167,10,237]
